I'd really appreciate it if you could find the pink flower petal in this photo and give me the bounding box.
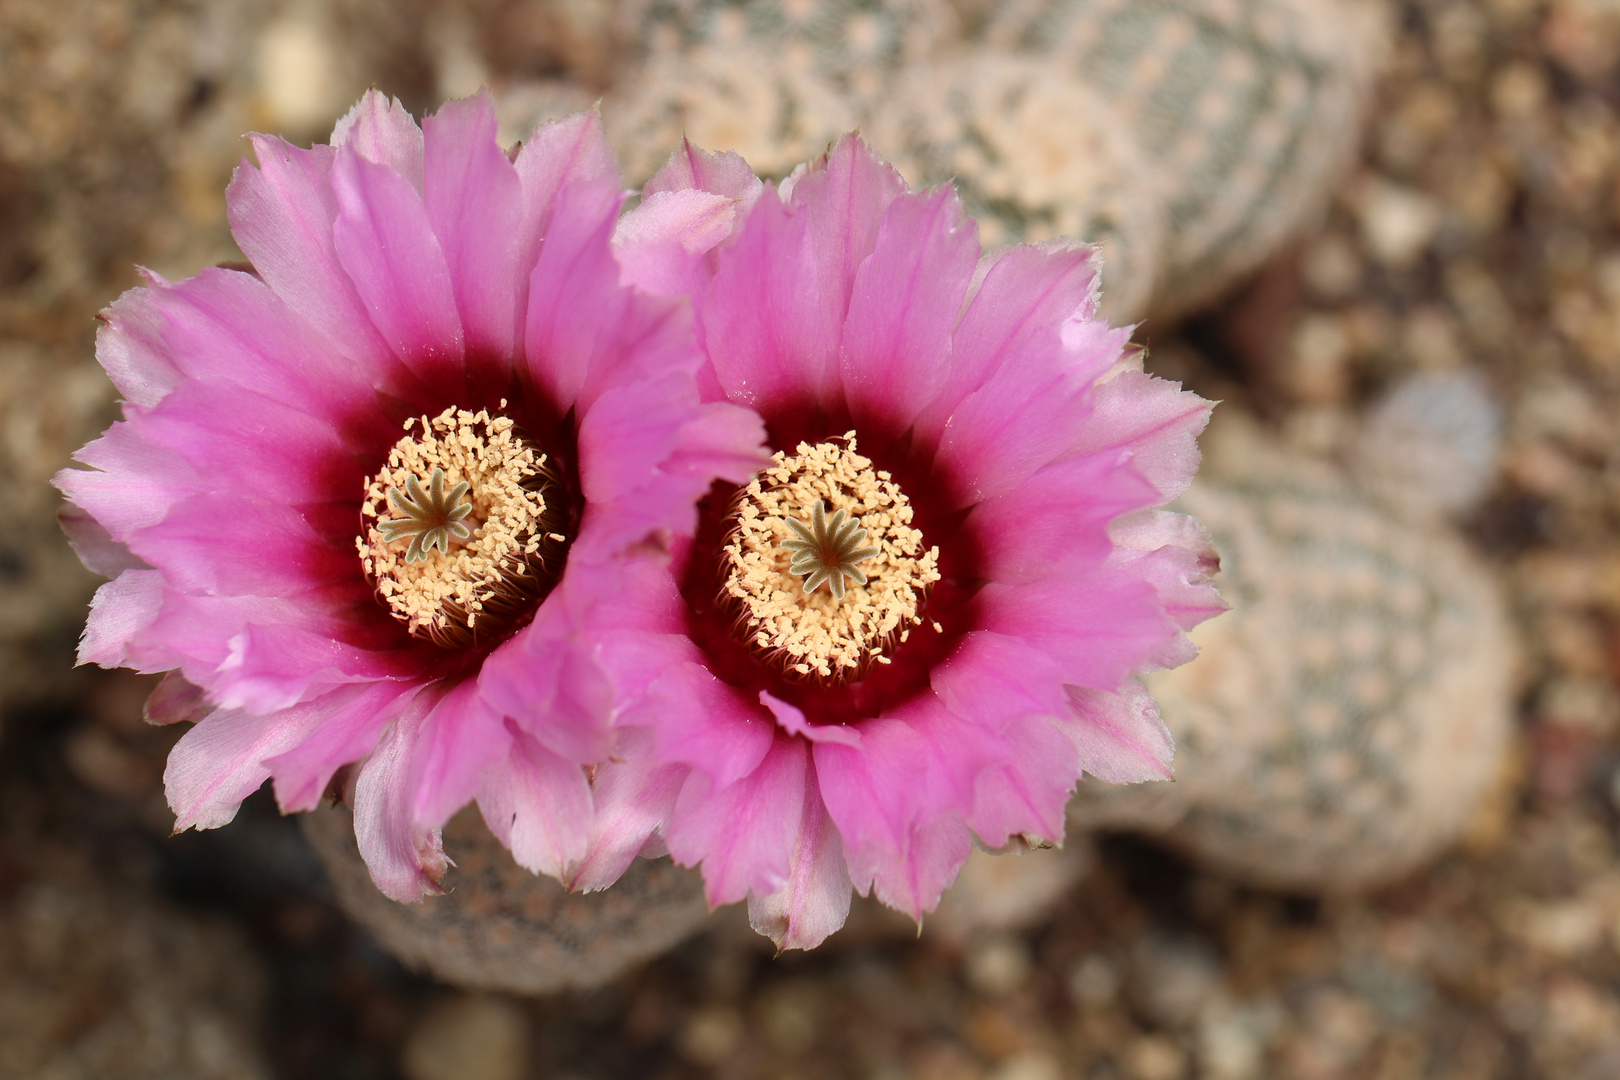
[477,592,615,765]
[970,451,1160,584]
[406,678,512,831]
[913,240,1101,443]
[569,727,688,891]
[667,733,808,906]
[645,139,764,208]
[125,492,351,598]
[966,712,1078,848]
[758,690,861,746]
[1065,371,1213,500]
[746,760,853,951]
[352,698,451,902]
[840,188,979,433]
[646,661,775,788]
[477,724,593,878]
[227,137,397,374]
[331,89,425,191]
[934,322,1134,506]
[700,188,836,409]
[1061,679,1175,783]
[79,569,165,668]
[614,188,743,296]
[166,687,373,830]
[331,147,465,394]
[423,93,523,364]
[976,567,1180,691]
[266,682,414,812]
[94,279,183,408]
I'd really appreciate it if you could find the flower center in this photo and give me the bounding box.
[722,435,939,682]
[358,405,566,650]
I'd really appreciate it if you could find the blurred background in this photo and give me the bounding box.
[3,0,1620,1077]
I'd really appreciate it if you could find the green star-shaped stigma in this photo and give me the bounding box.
[782,499,881,601]
[378,467,474,563]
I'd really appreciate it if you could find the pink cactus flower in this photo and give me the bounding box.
[586,136,1227,949]
[55,91,765,902]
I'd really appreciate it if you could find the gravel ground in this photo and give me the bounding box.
[3,2,1620,1078]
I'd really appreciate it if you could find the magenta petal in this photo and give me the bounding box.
[702,190,840,408]
[423,93,523,362]
[966,713,1077,848]
[746,760,853,951]
[759,691,861,746]
[1066,371,1213,500]
[935,322,1134,506]
[523,176,642,412]
[331,148,465,393]
[352,700,451,902]
[569,728,688,891]
[971,452,1160,584]
[137,268,391,429]
[1061,679,1175,783]
[58,423,195,537]
[477,596,615,765]
[266,682,411,812]
[166,690,363,830]
[977,570,1179,691]
[912,242,1101,445]
[126,493,350,598]
[511,109,618,330]
[840,188,979,432]
[930,631,1068,731]
[406,678,512,830]
[814,714,978,918]
[227,137,397,373]
[95,278,183,408]
[79,570,165,668]
[785,135,908,332]
[646,661,774,788]
[213,621,397,713]
[144,671,210,726]
[60,504,148,578]
[477,724,593,878]
[667,733,808,906]
[645,139,764,208]
[331,89,425,191]
[614,188,742,296]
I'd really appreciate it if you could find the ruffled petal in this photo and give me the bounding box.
[165,687,376,831]
[266,682,415,812]
[645,661,775,788]
[644,139,764,209]
[614,188,745,296]
[406,678,511,831]
[965,712,1078,848]
[746,759,853,951]
[839,188,979,433]
[476,723,593,878]
[1065,371,1213,500]
[78,569,165,668]
[423,92,523,364]
[94,280,183,409]
[813,713,977,921]
[477,587,615,765]
[512,108,619,334]
[1060,679,1175,783]
[331,89,425,191]
[783,135,908,351]
[352,697,450,902]
[699,187,836,409]
[666,733,807,906]
[569,728,688,891]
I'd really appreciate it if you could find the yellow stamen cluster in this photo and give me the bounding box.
[724,435,939,681]
[358,406,562,649]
